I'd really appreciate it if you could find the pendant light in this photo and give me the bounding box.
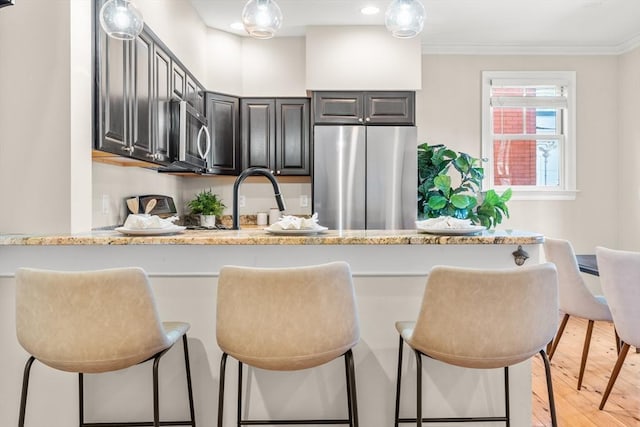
[99,0,144,41]
[0,0,15,9]
[242,0,283,40]
[385,0,425,39]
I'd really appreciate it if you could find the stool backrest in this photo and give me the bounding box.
[216,261,359,370]
[596,246,640,347]
[16,267,170,373]
[410,263,558,369]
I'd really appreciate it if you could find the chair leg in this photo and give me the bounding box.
[577,320,594,390]
[217,353,228,427]
[18,356,36,427]
[599,342,630,410]
[503,367,510,427]
[614,328,621,355]
[79,372,84,427]
[344,349,359,427]
[394,335,404,427]
[344,353,353,427]
[237,361,243,427]
[414,350,423,427]
[181,335,197,426]
[548,313,570,360]
[539,350,558,427]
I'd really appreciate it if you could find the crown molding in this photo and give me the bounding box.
[420,40,640,56]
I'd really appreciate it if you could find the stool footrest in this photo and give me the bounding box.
[82,421,195,427]
[397,416,508,423]
[240,419,351,425]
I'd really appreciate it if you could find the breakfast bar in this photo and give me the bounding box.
[0,229,544,427]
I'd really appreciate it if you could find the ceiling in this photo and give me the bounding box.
[188,0,640,54]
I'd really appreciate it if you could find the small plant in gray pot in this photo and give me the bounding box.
[187,189,225,228]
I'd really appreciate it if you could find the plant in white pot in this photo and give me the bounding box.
[187,189,225,228]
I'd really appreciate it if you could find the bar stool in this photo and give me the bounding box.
[15,267,196,427]
[394,263,559,427]
[216,261,360,426]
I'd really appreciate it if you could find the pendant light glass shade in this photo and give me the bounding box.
[242,0,283,40]
[385,0,425,39]
[0,0,15,10]
[99,0,144,40]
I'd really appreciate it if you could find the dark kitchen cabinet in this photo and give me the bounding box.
[241,98,310,176]
[151,43,171,163]
[205,92,240,175]
[313,91,415,125]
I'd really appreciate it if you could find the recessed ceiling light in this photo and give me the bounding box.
[361,6,380,15]
[230,22,245,31]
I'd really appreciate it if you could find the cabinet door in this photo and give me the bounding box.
[205,92,240,175]
[313,92,364,124]
[97,32,129,155]
[241,99,276,171]
[152,44,171,164]
[171,62,186,100]
[364,91,415,125]
[130,30,154,159]
[276,98,310,175]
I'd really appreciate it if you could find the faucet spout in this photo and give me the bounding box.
[232,167,286,230]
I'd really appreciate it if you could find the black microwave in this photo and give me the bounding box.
[166,100,210,172]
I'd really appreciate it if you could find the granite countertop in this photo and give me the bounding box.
[0,228,543,246]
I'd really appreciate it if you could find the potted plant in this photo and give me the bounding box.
[187,189,225,228]
[417,143,512,229]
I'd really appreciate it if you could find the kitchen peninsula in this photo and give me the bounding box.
[0,229,544,427]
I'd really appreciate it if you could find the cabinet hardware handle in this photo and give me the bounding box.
[121,146,134,153]
[365,117,371,122]
[358,118,363,123]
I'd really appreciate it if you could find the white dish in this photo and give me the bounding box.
[417,225,486,235]
[115,225,186,236]
[264,226,328,235]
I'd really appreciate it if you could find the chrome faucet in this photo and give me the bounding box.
[232,167,286,230]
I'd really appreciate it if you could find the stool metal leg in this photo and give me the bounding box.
[394,335,404,427]
[414,350,423,427]
[344,349,359,427]
[540,349,558,427]
[218,353,228,427]
[152,348,171,427]
[504,367,510,427]
[79,372,85,427]
[344,353,353,427]
[237,361,243,427]
[18,356,36,427]
[181,335,197,427]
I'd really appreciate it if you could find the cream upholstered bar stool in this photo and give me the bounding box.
[596,246,640,410]
[394,263,559,427]
[15,267,196,427]
[216,261,360,426]
[543,238,615,390]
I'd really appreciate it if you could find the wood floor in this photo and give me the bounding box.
[532,317,640,426]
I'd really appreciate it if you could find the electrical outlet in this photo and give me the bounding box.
[239,195,246,208]
[300,195,309,208]
[101,194,110,214]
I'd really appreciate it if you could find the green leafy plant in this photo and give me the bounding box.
[417,143,512,229]
[187,189,225,217]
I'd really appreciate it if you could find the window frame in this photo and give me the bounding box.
[481,71,577,200]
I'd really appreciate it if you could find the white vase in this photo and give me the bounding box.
[200,214,217,228]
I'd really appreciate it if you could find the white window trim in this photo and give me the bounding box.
[481,71,577,201]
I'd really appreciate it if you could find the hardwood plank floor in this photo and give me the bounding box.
[532,316,640,426]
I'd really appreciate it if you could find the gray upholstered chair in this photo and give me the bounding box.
[394,263,559,427]
[595,246,640,410]
[544,238,615,390]
[15,267,195,427]
[216,261,360,427]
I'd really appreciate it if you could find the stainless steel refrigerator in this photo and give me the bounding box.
[313,125,417,230]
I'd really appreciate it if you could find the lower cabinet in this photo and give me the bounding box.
[205,92,240,175]
[241,98,310,176]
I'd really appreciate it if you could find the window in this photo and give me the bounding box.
[482,71,576,200]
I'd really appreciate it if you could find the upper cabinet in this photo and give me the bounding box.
[205,92,240,175]
[313,91,415,125]
[241,98,310,176]
[95,15,206,167]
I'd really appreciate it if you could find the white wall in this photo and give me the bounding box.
[617,46,640,251]
[0,1,74,234]
[306,26,422,90]
[417,55,620,253]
